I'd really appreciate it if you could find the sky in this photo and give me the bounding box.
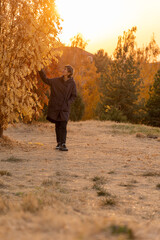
[55,0,160,56]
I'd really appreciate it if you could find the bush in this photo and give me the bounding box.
[70,92,85,121]
[105,107,127,122]
[96,104,127,122]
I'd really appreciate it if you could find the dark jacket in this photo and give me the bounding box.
[39,70,77,122]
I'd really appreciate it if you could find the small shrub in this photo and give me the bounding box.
[119,179,138,189]
[119,183,136,188]
[70,92,85,121]
[147,134,158,139]
[1,156,24,163]
[97,189,107,196]
[59,188,70,194]
[15,192,24,197]
[130,179,138,184]
[0,180,6,188]
[0,170,12,176]
[142,172,160,177]
[110,224,134,239]
[102,197,116,206]
[105,107,128,123]
[156,184,160,189]
[108,171,115,174]
[42,179,54,187]
[92,176,101,182]
[136,132,146,138]
[97,189,111,197]
[93,183,102,191]
[92,176,109,197]
[21,193,43,213]
[56,171,61,176]
[72,174,79,178]
[92,176,106,185]
[92,176,106,191]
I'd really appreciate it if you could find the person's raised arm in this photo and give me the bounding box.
[39,69,53,86]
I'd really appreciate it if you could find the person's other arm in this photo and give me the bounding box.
[39,69,53,86]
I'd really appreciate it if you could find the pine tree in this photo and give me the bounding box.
[145,70,160,127]
[94,49,111,74]
[98,27,142,122]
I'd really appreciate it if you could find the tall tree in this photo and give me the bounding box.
[145,70,160,127]
[70,33,89,50]
[98,27,142,122]
[137,35,160,103]
[70,34,100,119]
[94,49,111,74]
[79,58,100,119]
[0,0,61,137]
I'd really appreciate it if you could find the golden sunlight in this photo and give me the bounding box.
[56,0,160,54]
[56,0,137,39]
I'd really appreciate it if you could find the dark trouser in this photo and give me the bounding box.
[55,121,67,144]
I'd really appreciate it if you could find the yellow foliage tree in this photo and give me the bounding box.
[70,33,89,50]
[139,62,160,102]
[75,57,101,119]
[0,0,62,136]
[137,35,160,102]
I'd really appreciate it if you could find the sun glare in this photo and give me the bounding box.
[56,0,160,54]
[56,0,140,49]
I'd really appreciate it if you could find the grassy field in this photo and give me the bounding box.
[0,120,160,240]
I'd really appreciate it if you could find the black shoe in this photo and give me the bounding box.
[59,143,68,151]
[55,143,61,150]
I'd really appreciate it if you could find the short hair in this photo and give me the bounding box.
[65,65,74,77]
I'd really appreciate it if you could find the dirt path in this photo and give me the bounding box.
[0,121,160,240]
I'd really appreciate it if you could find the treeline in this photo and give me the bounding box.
[38,29,160,127]
[0,0,160,139]
[93,27,160,127]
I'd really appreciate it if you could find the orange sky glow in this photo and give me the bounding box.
[56,0,160,56]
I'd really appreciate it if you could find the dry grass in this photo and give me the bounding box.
[0,197,11,214]
[0,135,20,148]
[0,121,160,240]
[21,193,44,213]
[111,123,160,136]
[92,176,117,206]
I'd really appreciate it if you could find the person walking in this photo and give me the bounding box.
[39,65,77,151]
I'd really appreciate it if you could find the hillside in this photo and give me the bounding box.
[57,46,94,69]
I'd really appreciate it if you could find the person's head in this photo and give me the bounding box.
[63,65,74,78]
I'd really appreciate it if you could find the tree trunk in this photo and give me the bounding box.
[0,126,3,138]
